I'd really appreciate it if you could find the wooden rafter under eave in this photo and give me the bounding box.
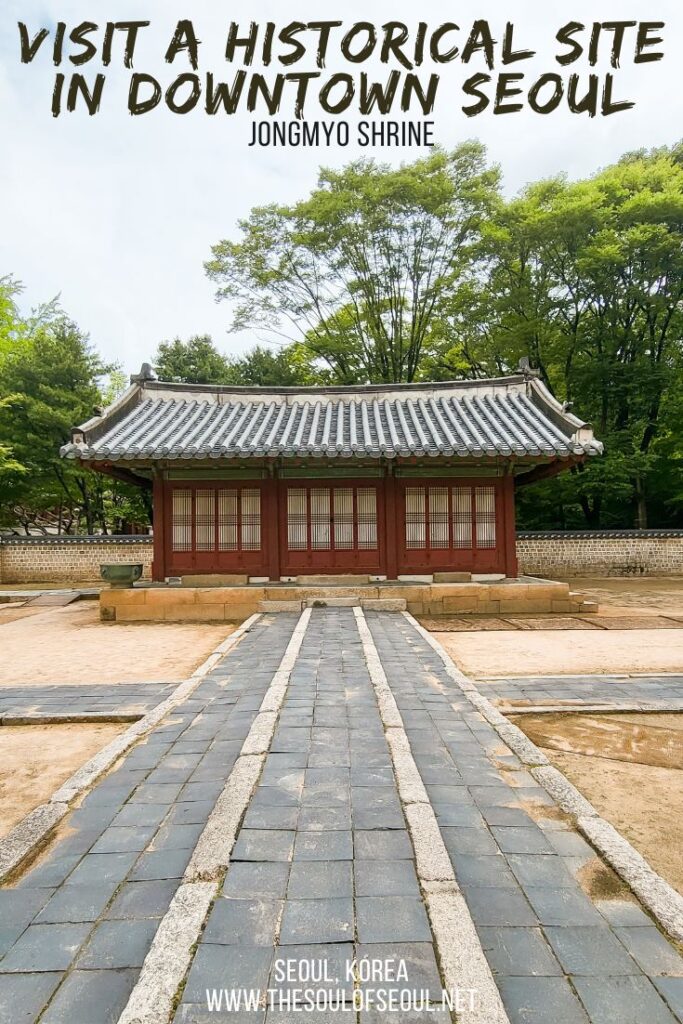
[515,457,584,487]
[82,461,152,491]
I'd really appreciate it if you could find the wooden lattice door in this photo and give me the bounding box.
[280,482,383,574]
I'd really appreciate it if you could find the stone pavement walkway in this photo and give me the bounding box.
[0,684,176,720]
[0,609,682,1024]
[475,675,683,710]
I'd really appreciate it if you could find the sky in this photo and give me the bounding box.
[1,1,681,374]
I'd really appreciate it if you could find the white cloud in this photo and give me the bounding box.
[1,0,681,372]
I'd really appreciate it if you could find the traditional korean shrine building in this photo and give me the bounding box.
[62,365,602,585]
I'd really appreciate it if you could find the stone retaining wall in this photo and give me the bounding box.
[0,536,153,585]
[517,530,683,577]
[1,531,681,584]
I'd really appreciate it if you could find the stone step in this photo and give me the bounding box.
[294,574,371,586]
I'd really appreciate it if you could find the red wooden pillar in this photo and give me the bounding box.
[501,474,518,578]
[384,471,398,580]
[152,471,167,582]
[265,475,281,581]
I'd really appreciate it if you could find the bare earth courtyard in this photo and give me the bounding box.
[0,583,681,1024]
[0,601,234,686]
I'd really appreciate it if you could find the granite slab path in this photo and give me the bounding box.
[1,609,682,1024]
[0,684,176,720]
[476,675,683,711]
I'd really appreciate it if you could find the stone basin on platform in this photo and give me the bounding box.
[99,575,597,622]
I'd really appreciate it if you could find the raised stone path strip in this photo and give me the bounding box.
[475,675,683,711]
[0,684,176,722]
[0,610,682,1024]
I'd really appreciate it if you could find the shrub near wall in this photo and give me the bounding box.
[0,536,153,585]
[1,530,682,585]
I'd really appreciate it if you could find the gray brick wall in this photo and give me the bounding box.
[0,537,154,584]
[1,532,681,584]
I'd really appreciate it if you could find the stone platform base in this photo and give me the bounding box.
[100,577,596,623]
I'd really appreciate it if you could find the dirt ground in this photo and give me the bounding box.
[0,602,234,686]
[437,628,683,676]
[557,576,683,615]
[509,711,683,896]
[0,723,124,838]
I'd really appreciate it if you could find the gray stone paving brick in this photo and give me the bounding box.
[250,788,302,809]
[350,767,394,787]
[506,854,577,889]
[150,822,204,851]
[465,887,538,927]
[356,941,442,999]
[480,806,535,828]
[523,887,604,927]
[223,863,291,900]
[491,827,555,855]
[614,927,683,976]
[177,1004,266,1023]
[354,860,420,898]
[76,919,158,968]
[164,800,216,826]
[434,805,486,827]
[0,923,91,973]
[359,1007,451,1023]
[279,897,354,945]
[232,830,296,863]
[426,784,473,805]
[544,831,595,859]
[267,942,355,1000]
[203,899,282,946]
[498,976,590,1023]
[111,803,169,828]
[90,826,156,854]
[293,831,352,862]
[451,853,519,889]
[544,926,640,976]
[0,889,54,940]
[440,826,499,856]
[0,972,63,1024]
[356,897,431,943]
[64,852,138,887]
[180,782,225,802]
[287,861,353,899]
[184,942,274,999]
[654,978,683,1020]
[594,899,653,928]
[243,806,300,831]
[36,884,116,924]
[477,926,563,977]
[40,968,140,1023]
[573,976,678,1024]
[298,807,351,831]
[129,848,192,881]
[79,786,133,809]
[128,782,183,804]
[14,856,82,890]
[106,880,178,919]
[353,830,415,860]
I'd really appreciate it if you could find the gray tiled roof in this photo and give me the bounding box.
[61,375,602,462]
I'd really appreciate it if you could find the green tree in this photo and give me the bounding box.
[206,144,500,384]
[154,335,232,384]
[446,145,683,529]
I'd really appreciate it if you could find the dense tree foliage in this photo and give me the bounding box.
[1,141,681,532]
[0,284,149,533]
[206,142,683,530]
[206,144,499,384]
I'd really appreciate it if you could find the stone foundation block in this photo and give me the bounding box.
[180,574,248,587]
[361,598,407,611]
[259,600,303,612]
